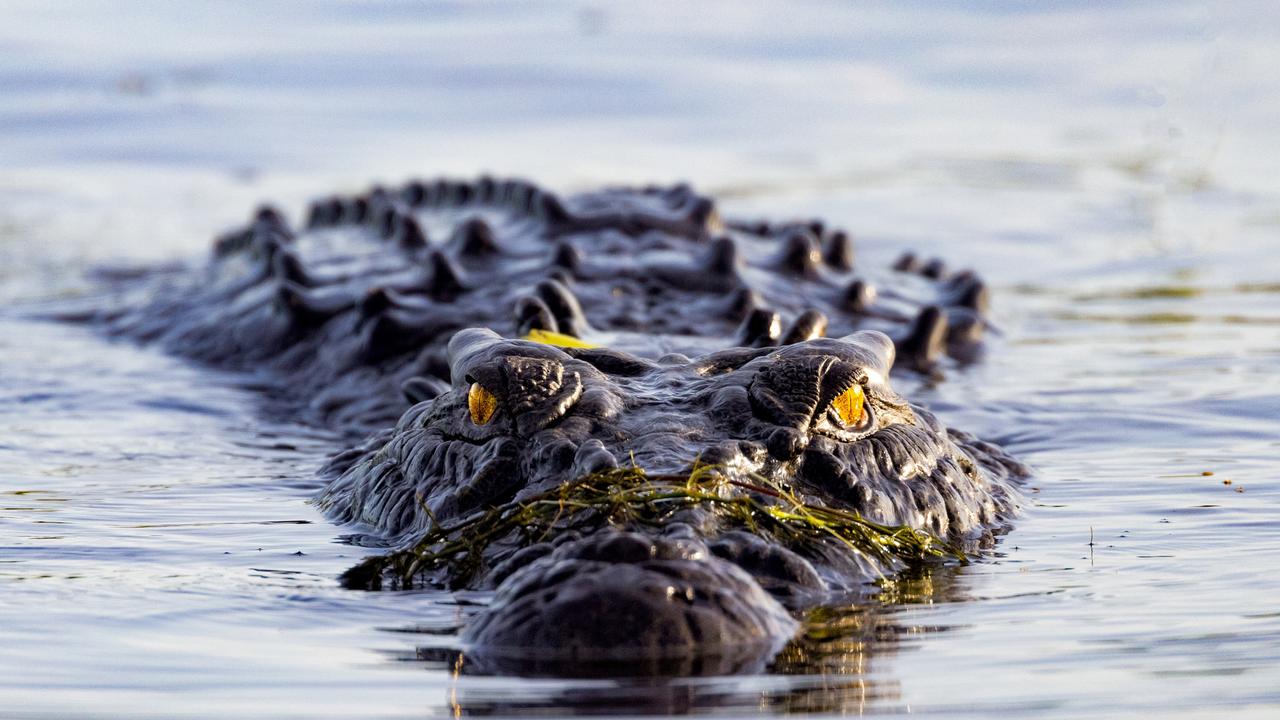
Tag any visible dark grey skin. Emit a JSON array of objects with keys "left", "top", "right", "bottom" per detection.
[
  {"left": 82, "top": 177, "right": 1024, "bottom": 670},
  {"left": 102, "top": 178, "right": 992, "bottom": 437},
  {"left": 319, "top": 327, "right": 1023, "bottom": 663}
]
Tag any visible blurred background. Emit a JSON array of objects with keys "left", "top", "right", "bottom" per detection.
[
  {"left": 2, "top": 2, "right": 1278, "bottom": 718},
  {"left": 3, "top": 1, "right": 1278, "bottom": 269}
]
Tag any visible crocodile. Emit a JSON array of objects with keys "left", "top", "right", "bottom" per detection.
[{"left": 93, "top": 177, "right": 1025, "bottom": 671}]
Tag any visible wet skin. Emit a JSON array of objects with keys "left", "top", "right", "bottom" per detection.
[{"left": 96, "top": 177, "right": 1026, "bottom": 668}]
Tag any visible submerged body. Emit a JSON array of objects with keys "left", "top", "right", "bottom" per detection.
[{"left": 94, "top": 177, "right": 1025, "bottom": 668}]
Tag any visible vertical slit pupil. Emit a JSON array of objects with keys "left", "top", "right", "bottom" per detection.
[
  {"left": 832, "top": 384, "right": 866, "bottom": 427},
  {"left": 468, "top": 382, "right": 498, "bottom": 425}
]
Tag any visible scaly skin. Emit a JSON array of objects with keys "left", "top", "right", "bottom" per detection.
[
  {"left": 96, "top": 177, "right": 1025, "bottom": 669},
  {"left": 322, "top": 329, "right": 1024, "bottom": 664}
]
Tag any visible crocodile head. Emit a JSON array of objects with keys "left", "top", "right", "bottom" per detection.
[
  {"left": 87, "top": 175, "right": 1023, "bottom": 671},
  {"left": 320, "top": 327, "right": 1023, "bottom": 665}
]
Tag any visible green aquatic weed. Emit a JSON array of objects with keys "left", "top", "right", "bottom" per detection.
[{"left": 344, "top": 464, "right": 964, "bottom": 589}]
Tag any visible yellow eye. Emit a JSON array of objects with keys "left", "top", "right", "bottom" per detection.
[
  {"left": 468, "top": 382, "right": 498, "bottom": 425},
  {"left": 831, "top": 384, "right": 867, "bottom": 427}
]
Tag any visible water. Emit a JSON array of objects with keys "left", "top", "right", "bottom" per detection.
[{"left": 2, "top": 1, "right": 1279, "bottom": 717}]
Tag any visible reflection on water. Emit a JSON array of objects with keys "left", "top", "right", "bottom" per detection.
[
  {"left": 386, "top": 569, "right": 964, "bottom": 716},
  {"left": 3, "top": 0, "right": 1280, "bottom": 717}
]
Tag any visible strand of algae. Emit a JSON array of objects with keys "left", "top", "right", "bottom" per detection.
[{"left": 345, "top": 464, "right": 965, "bottom": 589}]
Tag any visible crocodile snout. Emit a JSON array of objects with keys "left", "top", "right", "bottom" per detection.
[{"left": 463, "top": 530, "right": 798, "bottom": 663}]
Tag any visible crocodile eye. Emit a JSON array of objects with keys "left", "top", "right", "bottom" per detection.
[
  {"left": 468, "top": 382, "right": 499, "bottom": 425},
  {"left": 831, "top": 384, "right": 868, "bottom": 428}
]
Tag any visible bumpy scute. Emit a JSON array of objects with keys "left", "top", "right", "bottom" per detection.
[{"left": 92, "top": 177, "right": 1027, "bottom": 670}]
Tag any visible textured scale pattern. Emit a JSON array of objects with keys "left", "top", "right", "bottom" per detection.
[{"left": 89, "top": 176, "right": 1027, "bottom": 671}]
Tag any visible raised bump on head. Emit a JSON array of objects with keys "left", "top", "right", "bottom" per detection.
[
  {"left": 843, "top": 279, "right": 877, "bottom": 313},
  {"left": 423, "top": 250, "right": 468, "bottom": 301},
  {"left": 398, "top": 216, "right": 429, "bottom": 250},
  {"left": 920, "top": 257, "right": 947, "bottom": 280},
  {"left": 782, "top": 309, "right": 828, "bottom": 344},
  {"left": 344, "top": 196, "right": 370, "bottom": 224},
  {"left": 401, "top": 180, "right": 427, "bottom": 206},
  {"left": 550, "top": 241, "right": 581, "bottom": 274},
  {"left": 954, "top": 277, "right": 990, "bottom": 314},
  {"left": 946, "top": 308, "right": 985, "bottom": 345},
  {"left": 773, "top": 228, "right": 823, "bottom": 278},
  {"left": 535, "top": 279, "right": 588, "bottom": 338},
  {"left": 270, "top": 247, "right": 313, "bottom": 288},
  {"left": 737, "top": 308, "right": 782, "bottom": 347},
  {"left": 450, "top": 218, "right": 498, "bottom": 257},
  {"left": 704, "top": 236, "right": 741, "bottom": 275},
  {"left": 474, "top": 176, "right": 497, "bottom": 203},
  {"left": 722, "top": 287, "right": 760, "bottom": 321},
  {"left": 823, "top": 230, "right": 855, "bottom": 271},
  {"left": 687, "top": 196, "right": 721, "bottom": 234},
  {"left": 535, "top": 192, "right": 571, "bottom": 225},
  {"left": 895, "top": 305, "right": 949, "bottom": 368},
  {"left": 276, "top": 281, "right": 355, "bottom": 328},
  {"left": 373, "top": 205, "right": 397, "bottom": 240},
  {"left": 515, "top": 295, "right": 558, "bottom": 335}
]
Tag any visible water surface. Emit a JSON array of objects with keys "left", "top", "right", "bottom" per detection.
[{"left": 2, "top": 2, "right": 1278, "bottom": 717}]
